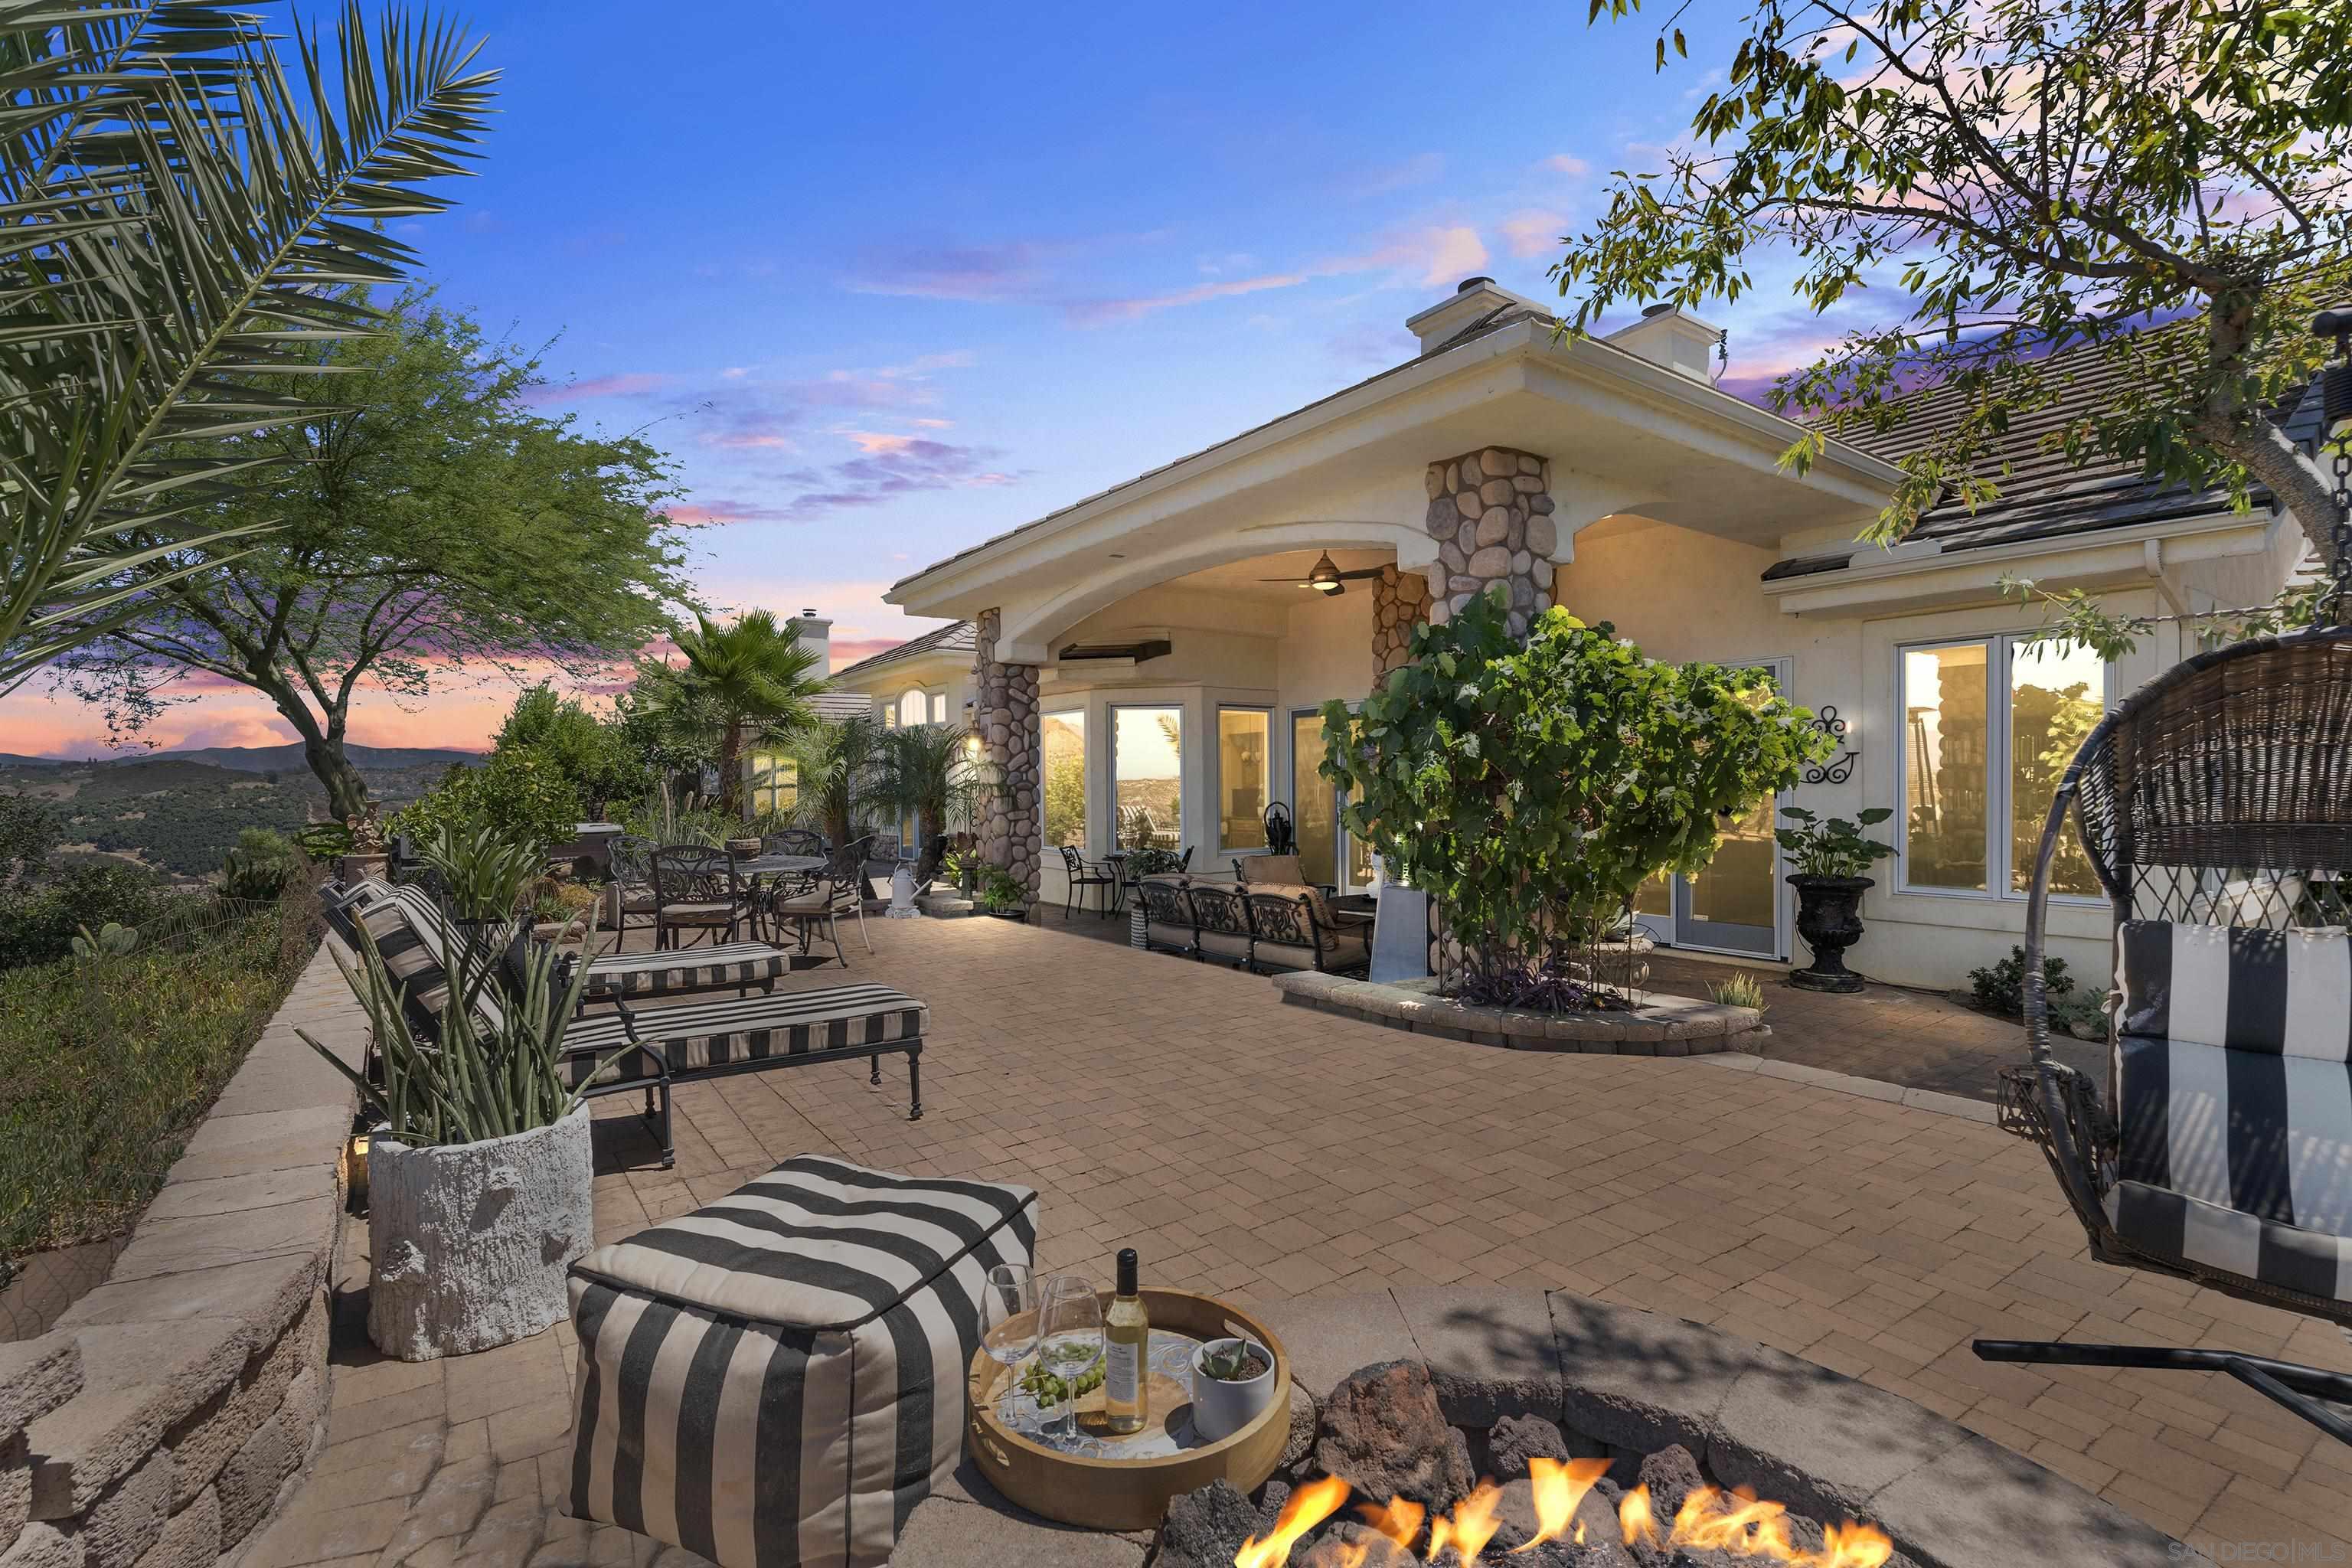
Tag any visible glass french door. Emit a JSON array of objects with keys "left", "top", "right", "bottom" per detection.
[
  {"left": 1291, "top": 709, "right": 1377, "bottom": 892},
  {"left": 1632, "top": 658, "right": 1791, "bottom": 959}
]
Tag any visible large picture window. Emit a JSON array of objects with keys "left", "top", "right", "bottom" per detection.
[
  {"left": 1042, "top": 710, "right": 1086, "bottom": 849},
  {"left": 1112, "top": 706, "right": 1183, "bottom": 851},
  {"left": 1900, "top": 635, "right": 2105, "bottom": 898},
  {"left": 1217, "top": 708, "right": 1270, "bottom": 851}
]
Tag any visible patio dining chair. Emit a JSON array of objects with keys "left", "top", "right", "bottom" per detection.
[
  {"left": 609, "top": 835, "right": 658, "bottom": 942},
  {"left": 1981, "top": 626, "right": 2352, "bottom": 1446},
  {"left": 769, "top": 835, "right": 877, "bottom": 964},
  {"left": 648, "top": 844, "right": 750, "bottom": 950},
  {"left": 1059, "top": 844, "right": 1116, "bottom": 920},
  {"left": 765, "top": 827, "right": 825, "bottom": 858}
]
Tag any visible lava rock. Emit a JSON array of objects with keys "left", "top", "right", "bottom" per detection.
[
  {"left": 1282, "top": 1383, "right": 1318, "bottom": 1470},
  {"left": 1638, "top": 1446, "right": 1707, "bottom": 1531},
  {"left": 1293, "top": 1521, "right": 1415, "bottom": 1568},
  {"left": 1488, "top": 1413, "right": 1573, "bottom": 1478},
  {"left": 1156, "top": 1478, "right": 1260, "bottom": 1568},
  {"left": 1256, "top": 1480, "right": 1290, "bottom": 1533},
  {"left": 1313, "top": 1361, "right": 1475, "bottom": 1513}
]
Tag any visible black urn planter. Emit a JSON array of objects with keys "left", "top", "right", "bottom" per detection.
[{"left": 1786, "top": 874, "right": 1873, "bottom": 993}]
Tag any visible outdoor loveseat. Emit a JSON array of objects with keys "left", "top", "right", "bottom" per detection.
[
  {"left": 1134, "top": 874, "right": 1370, "bottom": 975},
  {"left": 322, "top": 880, "right": 925, "bottom": 1167}
]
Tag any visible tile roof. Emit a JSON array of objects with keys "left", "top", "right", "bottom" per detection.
[
  {"left": 1765, "top": 332, "right": 2321, "bottom": 580},
  {"left": 830, "top": 620, "right": 975, "bottom": 683}
]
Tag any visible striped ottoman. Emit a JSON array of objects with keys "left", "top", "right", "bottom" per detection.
[{"left": 564, "top": 1157, "right": 1039, "bottom": 1568}]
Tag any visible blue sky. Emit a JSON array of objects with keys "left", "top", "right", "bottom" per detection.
[{"left": 11, "top": 0, "right": 1858, "bottom": 754}]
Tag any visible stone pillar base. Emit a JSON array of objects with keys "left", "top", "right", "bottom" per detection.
[{"left": 1420, "top": 446, "right": 1557, "bottom": 636}]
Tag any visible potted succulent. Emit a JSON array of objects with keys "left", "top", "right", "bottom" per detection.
[
  {"left": 1774, "top": 806, "right": 1896, "bottom": 993},
  {"left": 302, "top": 824, "right": 625, "bottom": 1360},
  {"left": 1190, "top": 1334, "right": 1277, "bottom": 1442}
]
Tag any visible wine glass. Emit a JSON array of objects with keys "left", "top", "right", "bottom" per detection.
[
  {"left": 1036, "top": 1275, "right": 1105, "bottom": 1443},
  {"left": 980, "top": 1265, "right": 1039, "bottom": 1423}
]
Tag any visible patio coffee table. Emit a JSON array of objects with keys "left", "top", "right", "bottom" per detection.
[{"left": 963, "top": 1289, "right": 1291, "bottom": 1531}]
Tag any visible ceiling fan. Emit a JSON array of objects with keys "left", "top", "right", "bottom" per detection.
[{"left": 1259, "top": 550, "right": 1386, "bottom": 596}]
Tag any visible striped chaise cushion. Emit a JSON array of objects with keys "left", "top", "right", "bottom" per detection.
[
  {"left": 581, "top": 942, "right": 787, "bottom": 1003},
  {"left": 560, "top": 984, "right": 926, "bottom": 1088},
  {"left": 2110, "top": 920, "right": 2352, "bottom": 1302},
  {"left": 566, "top": 1157, "right": 1038, "bottom": 1568}
]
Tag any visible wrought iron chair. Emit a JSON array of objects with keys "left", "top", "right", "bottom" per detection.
[
  {"left": 648, "top": 845, "right": 748, "bottom": 951},
  {"left": 770, "top": 835, "right": 877, "bottom": 962},
  {"left": 609, "top": 835, "right": 658, "bottom": 942},
  {"left": 1184, "top": 883, "right": 1255, "bottom": 969},
  {"left": 1263, "top": 801, "right": 1295, "bottom": 858},
  {"left": 1979, "top": 626, "right": 2352, "bottom": 1444},
  {"left": 1243, "top": 889, "right": 1370, "bottom": 976},
  {"left": 1134, "top": 877, "right": 1197, "bottom": 958},
  {"left": 765, "top": 828, "right": 825, "bottom": 858},
  {"left": 1058, "top": 844, "right": 1116, "bottom": 920}
]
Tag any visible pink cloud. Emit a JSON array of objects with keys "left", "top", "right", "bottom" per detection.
[
  {"left": 524, "top": 371, "right": 668, "bottom": 407},
  {"left": 1063, "top": 273, "right": 1308, "bottom": 325},
  {"left": 1499, "top": 211, "right": 1569, "bottom": 260}
]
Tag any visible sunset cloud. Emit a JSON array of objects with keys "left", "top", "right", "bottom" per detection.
[
  {"left": 523, "top": 371, "right": 668, "bottom": 407},
  {"left": 1499, "top": 210, "right": 1570, "bottom": 260}
]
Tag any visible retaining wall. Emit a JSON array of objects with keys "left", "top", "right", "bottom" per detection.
[{"left": 0, "top": 944, "right": 364, "bottom": 1568}]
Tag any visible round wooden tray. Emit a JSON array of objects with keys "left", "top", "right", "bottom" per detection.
[{"left": 963, "top": 1288, "right": 1291, "bottom": 1532}]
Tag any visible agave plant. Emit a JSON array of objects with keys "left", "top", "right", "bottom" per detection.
[
  {"left": 0, "top": 2, "right": 498, "bottom": 691},
  {"left": 413, "top": 820, "right": 545, "bottom": 923},
  {"left": 302, "top": 903, "right": 619, "bottom": 1147}
]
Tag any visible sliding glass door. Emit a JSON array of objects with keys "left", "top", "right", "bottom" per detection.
[
  {"left": 1631, "top": 658, "right": 1791, "bottom": 959},
  {"left": 1290, "top": 707, "right": 1376, "bottom": 892}
]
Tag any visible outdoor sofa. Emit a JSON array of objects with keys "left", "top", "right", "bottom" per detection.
[
  {"left": 1133, "top": 874, "right": 1370, "bottom": 975},
  {"left": 322, "top": 880, "right": 925, "bottom": 1167}
]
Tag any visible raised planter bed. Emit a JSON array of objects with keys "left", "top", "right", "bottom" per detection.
[{"left": 1270, "top": 970, "right": 1765, "bottom": 1055}]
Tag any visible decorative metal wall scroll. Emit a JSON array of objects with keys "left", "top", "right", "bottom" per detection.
[{"left": 1802, "top": 705, "right": 1859, "bottom": 786}]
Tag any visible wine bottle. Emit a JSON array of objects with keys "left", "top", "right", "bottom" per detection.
[{"left": 1103, "top": 1248, "right": 1148, "bottom": 1435}]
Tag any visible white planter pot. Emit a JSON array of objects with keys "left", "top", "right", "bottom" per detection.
[
  {"left": 1189, "top": 1337, "right": 1277, "bottom": 1443},
  {"left": 366, "top": 1104, "right": 593, "bottom": 1361}
]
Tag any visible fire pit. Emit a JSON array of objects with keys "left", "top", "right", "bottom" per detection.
[{"left": 1132, "top": 1289, "right": 2207, "bottom": 1568}]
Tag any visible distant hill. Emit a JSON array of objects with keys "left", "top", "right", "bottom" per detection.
[{"left": 144, "top": 742, "right": 480, "bottom": 772}]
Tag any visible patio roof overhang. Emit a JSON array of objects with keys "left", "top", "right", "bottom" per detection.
[{"left": 886, "top": 318, "right": 1903, "bottom": 662}]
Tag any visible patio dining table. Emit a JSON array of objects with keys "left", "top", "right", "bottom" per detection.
[{"left": 730, "top": 853, "right": 825, "bottom": 879}]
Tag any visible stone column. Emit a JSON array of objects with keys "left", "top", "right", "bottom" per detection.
[
  {"left": 971, "top": 609, "right": 1041, "bottom": 898},
  {"left": 1421, "top": 446, "right": 1557, "bottom": 636},
  {"left": 1370, "top": 564, "right": 1433, "bottom": 684}
]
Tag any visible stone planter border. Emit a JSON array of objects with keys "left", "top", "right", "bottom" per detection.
[
  {"left": 1269, "top": 971, "right": 1765, "bottom": 1056},
  {"left": 1, "top": 943, "right": 365, "bottom": 1568}
]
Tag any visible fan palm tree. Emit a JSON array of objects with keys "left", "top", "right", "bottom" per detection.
[
  {"left": 870, "top": 722, "right": 994, "bottom": 885},
  {"left": 0, "top": 2, "right": 498, "bottom": 691},
  {"left": 665, "top": 609, "right": 825, "bottom": 815}
]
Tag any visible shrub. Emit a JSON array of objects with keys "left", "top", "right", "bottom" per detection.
[
  {"left": 1709, "top": 972, "right": 1770, "bottom": 1013},
  {"left": 392, "top": 749, "right": 582, "bottom": 854},
  {"left": 0, "top": 863, "right": 173, "bottom": 972},
  {"left": 218, "top": 828, "right": 309, "bottom": 902},
  {"left": 495, "top": 683, "right": 647, "bottom": 818},
  {"left": 0, "top": 891, "right": 318, "bottom": 1272},
  {"left": 1321, "top": 589, "right": 1829, "bottom": 1004},
  {"left": 1968, "top": 944, "right": 2075, "bottom": 1017}
]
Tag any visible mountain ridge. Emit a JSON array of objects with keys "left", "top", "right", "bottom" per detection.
[{"left": 0, "top": 741, "right": 482, "bottom": 772}]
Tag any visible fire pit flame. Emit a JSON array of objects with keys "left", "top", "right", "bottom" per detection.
[{"left": 1228, "top": 1464, "right": 1896, "bottom": 1566}]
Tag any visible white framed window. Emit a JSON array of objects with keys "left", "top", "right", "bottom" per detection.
[
  {"left": 897, "top": 688, "right": 928, "bottom": 728},
  {"left": 1041, "top": 709, "right": 1086, "bottom": 850},
  {"left": 1898, "top": 634, "right": 2108, "bottom": 900},
  {"left": 930, "top": 691, "right": 948, "bottom": 725},
  {"left": 1111, "top": 705, "right": 1182, "bottom": 851},
  {"left": 1216, "top": 707, "right": 1272, "bottom": 853}
]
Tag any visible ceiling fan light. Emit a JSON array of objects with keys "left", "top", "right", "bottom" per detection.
[{"left": 1306, "top": 551, "right": 1344, "bottom": 593}]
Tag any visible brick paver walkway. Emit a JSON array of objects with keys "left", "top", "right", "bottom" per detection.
[{"left": 248, "top": 914, "right": 2351, "bottom": 1568}]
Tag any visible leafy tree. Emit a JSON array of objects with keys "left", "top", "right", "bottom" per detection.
[
  {"left": 786, "top": 716, "right": 883, "bottom": 850},
  {"left": 1560, "top": 0, "right": 2352, "bottom": 577},
  {"left": 49, "top": 294, "right": 688, "bottom": 820},
  {"left": 390, "top": 751, "right": 581, "bottom": 855},
  {"left": 658, "top": 609, "right": 825, "bottom": 815},
  {"left": 0, "top": 795, "right": 58, "bottom": 887},
  {"left": 495, "top": 684, "right": 646, "bottom": 818},
  {"left": 0, "top": 3, "right": 495, "bottom": 690},
  {"left": 1321, "top": 588, "right": 1827, "bottom": 1003}
]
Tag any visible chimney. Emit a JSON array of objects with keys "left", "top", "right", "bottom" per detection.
[
  {"left": 1605, "top": 302, "right": 1723, "bottom": 384},
  {"left": 1405, "top": 276, "right": 1547, "bottom": 356},
  {"left": 790, "top": 606, "right": 832, "bottom": 678}
]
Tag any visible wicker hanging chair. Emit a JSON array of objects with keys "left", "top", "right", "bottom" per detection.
[{"left": 1975, "top": 626, "right": 2352, "bottom": 1443}]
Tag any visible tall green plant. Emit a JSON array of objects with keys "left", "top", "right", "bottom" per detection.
[
  {"left": 661, "top": 610, "right": 825, "bottom": 815},
  {"left": 0, "top": 3, "right": 497, "bottom": 691},
  {"left": 871, "top": 724, "right": 991, "bottom": 882},
  {"left": 411, "top": 821, "right": 544, "bottom": 923},
  {"left": 787, "top": 715, "right": 883, "bottom": 848},
  {"left": 1321, "top": 589, "right": 1828, "bottom": 995}
]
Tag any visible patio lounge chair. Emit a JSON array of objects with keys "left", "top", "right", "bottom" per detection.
[
  {"left": 334, "top": 879, "right": 792, "bottom": 1007},
  {"left": 1134, "top": 876, "right": 1197, "bottom": 957},
  {"left": 1185, "top": 882, "right": 1255, "bottom": 968},
  {"left": 1981, "top": 628, "right": 2352, "bottom": 1444},
  {"left": 324, "top": 886, "right": 923, "bottom": 1167},
  {"left": 1233, "top": 852, "right": 1338, "bottom": 896},
  {"left": 1243, "top": 886, "right": 1370, "bottom": 975}
]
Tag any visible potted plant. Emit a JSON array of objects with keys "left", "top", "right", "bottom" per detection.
[
  {"left": 1774, "top": 806, "right": 1895, "bottom": 993},
  {"left": 1189, "top": 1334, "right": 1276, "bottom": 1442},
  {"left": 302, "top": 825, "right": 625, "bottom": 1360},
  {"left": 976, "top": 863, "right": 1030, "bottom": 921}
]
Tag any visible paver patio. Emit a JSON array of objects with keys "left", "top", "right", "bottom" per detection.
[{"left": 247, "top": 913, "right": 2352, "bottom": 1568}]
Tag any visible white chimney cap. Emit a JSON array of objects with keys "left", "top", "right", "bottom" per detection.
[
  {"left": 1604, "top": 304, "right": 1724, "bottom": 384},
  {"left": 1404, "top": 276, "right": 1549, "bottom": 356}
]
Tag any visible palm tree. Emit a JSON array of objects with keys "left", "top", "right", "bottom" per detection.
[
  {"left": 871, "top": 723, "right": 995, "bottom": 884},
  {"left": 784, "top": 715, "right": 881, "bottom": 851},
  {"left": 665, "top": 609, "right": 826, "bottom": 815},
  {"left": 0, "top": 3, "right": 497, "bottom": 691}
]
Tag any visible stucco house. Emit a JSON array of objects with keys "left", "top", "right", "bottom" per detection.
[{"left": 867, "top": 277, "right": 2314, "bottom": 989}]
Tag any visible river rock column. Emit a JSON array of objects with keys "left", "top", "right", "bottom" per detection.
[
  {"left": 1422, "top": 446, "right": 1556, "bottom": 636},
  {"left": 1371, "top": 563, "right": 1432, "bottom": 684},
  {"left": 971, "top": 609, "right": 1041, "bottom": 900}
]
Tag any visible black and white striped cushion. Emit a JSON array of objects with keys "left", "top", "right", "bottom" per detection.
[
  {"left": 567, "top": 1157, "right": 1038, "bottom": 1568},
  {"left": 582, "top": 943, "right": 788, "bottom": 1002},
  {"left": 560, "top": 984, "right": 926, "bottom": 1087},
  {"left": 2112, "top": 920, "right": 2352, "bottom": 1302}
]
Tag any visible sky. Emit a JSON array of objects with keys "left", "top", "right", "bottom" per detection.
[{"left": 3, "top": 0, "right": 1863, "bottom": 759}]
